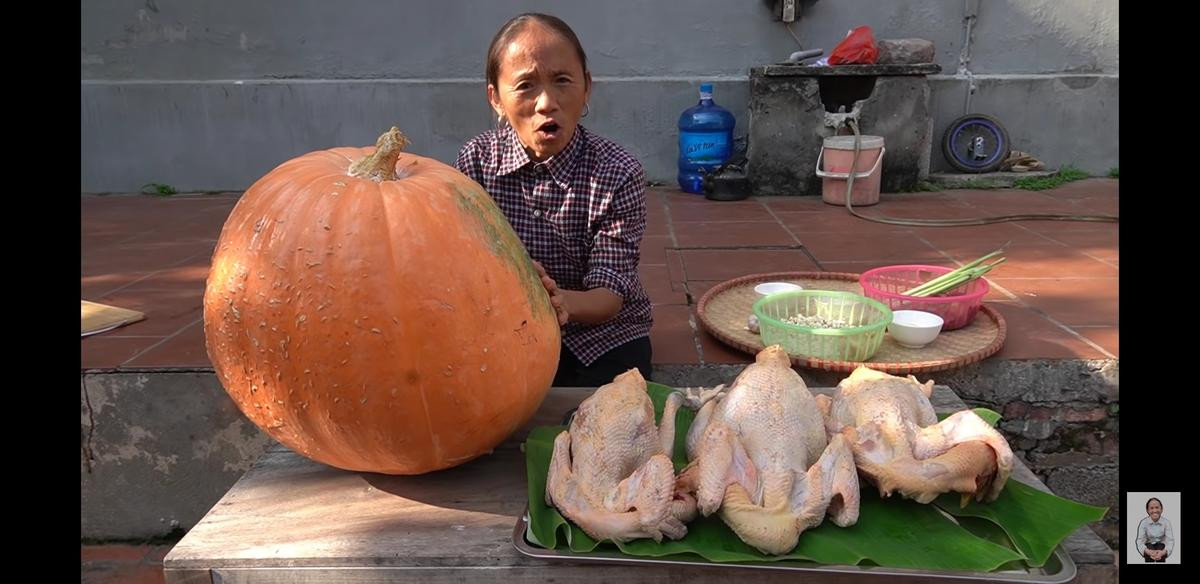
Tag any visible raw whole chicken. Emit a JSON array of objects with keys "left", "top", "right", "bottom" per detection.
[
  {"left": 817, "top": 366, "right": 1014, "bottom": 505},
  {"left": 545, "top": 369, "right": 696, "bottom": 542},
  {"left": 676, "top": 345, "right": 860, "bottom": 555}
]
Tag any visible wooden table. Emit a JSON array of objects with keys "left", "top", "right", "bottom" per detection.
[{"left": 164, "top": 386, "right": 1116, "bottom": 583}]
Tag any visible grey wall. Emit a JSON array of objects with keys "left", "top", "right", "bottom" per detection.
[
  {"left": 81, "top": 0, "right": 1118, "bottom": 192},
  {"left": 82, "top": 372, "right": 273, "bottom": 539}
]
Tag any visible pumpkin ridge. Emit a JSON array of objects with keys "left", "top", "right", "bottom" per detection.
[
  {"left": 375, "top": 176, "right": 441, "bottom": 468},
  {"left": 452, "top": 184, "right": 551, "bottom": 320},
  {"left": 272, "top": 170, "right": 339, "bottom": 454}
]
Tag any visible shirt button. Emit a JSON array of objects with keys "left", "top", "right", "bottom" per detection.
[{"left": 533, "top": 210, "right": 543, "bottom": 218}]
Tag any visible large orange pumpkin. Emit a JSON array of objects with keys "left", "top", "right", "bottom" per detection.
[{"left": 203, "top": 128, "right": 561, "bottom": 474}]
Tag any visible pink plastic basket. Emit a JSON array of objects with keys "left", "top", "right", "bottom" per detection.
[{"left": 859, "top": 265, "right": 988, "bottom": 331}]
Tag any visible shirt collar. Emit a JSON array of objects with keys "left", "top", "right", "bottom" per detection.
[
  {"left": 496, "top": 124, "right": 585, "bottom": 188},
  {"left": 496, "top": 124, "right": 531, "bottom": 176}
]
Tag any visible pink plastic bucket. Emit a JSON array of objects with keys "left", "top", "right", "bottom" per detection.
[{"left": 817, "top": 135, "right": 885, "bottom": 206}]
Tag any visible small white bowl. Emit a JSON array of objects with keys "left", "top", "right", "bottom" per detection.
[
  {"left": 754, "top": 282, "right": 804, "bottom": 297},
  {"left": 888, "top": 310, "right": 944, "bottom": 348}
]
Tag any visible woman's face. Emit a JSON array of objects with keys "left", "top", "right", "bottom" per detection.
[
  {"left": 489, "top": 24, "right": 590, "bottom": 162},
  {"left": 1148, "top": 500, "right": 1163, "bottom": 521}
]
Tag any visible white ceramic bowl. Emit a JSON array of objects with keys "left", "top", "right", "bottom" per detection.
[
  {"left": 754, "top": 282, "right": 804, "bottom": 297},
  {"left": 888, "top": 310, "right": 944, "bottom": 348}
]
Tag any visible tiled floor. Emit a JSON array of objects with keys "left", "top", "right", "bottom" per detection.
[
  {"left": 81, "top": 179, "right": 1118, "bottom": 371},
  {"left": 81, "top": 544, "right": 171, "bottom": 584}
]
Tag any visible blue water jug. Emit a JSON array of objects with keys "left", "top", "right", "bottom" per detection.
[{"left": 677, "top": 83, "right": 736, "bottom": 194}]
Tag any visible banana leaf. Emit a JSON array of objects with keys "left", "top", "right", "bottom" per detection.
[
  {"left": 524, "top": 382, "right": 1106, "bottom": 572},
  {"left": 934, "top": 481, "right": 1106, "bottom": 567},
  {"left": 944, "top": 407, "right": 1003, "bottom": 426}
]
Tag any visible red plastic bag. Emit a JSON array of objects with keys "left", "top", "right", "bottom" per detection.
[{"left": 828, "top": 26, "right": 878, "bottom": 65}]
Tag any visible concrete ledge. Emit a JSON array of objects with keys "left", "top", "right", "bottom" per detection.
[
  {"left": 83, "top": 359, "right": 1118, "bottom": 544},
  {"left": 653, "top": 358, "right": 1117, "bottom": 398},
  {"left": 81, "top": 371, "right": 273, "bottom": 540},
  {"left": 927, "top": 170, "right": 1057, "bottom": 188}
]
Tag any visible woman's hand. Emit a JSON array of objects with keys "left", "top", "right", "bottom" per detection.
[{"left": 533, "top": 261, "right": 569, "bottom": 326}]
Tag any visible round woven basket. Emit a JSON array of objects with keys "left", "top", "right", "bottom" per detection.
[{"left": 696, "top": 271, "right": 1007, "bottom": 374}]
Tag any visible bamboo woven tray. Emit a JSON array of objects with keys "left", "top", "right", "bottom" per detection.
[{"left": 696, "top": 272, "right": 1006, "bottom": 374}]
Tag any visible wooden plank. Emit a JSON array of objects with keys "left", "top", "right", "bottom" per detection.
[
  {"left": 161, "top": 569, "right": 211, "bottom": 584},
  {"left": 166, "top": 445, "right": 529, "bottom": 569},
  {"left": 165, "top": 385, "right": 1113, "bottom": 582},
  {"left": 205, "top": 565, "right": 1013, "bottom": 584}
]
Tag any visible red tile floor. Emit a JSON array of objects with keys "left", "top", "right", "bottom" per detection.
[{"left": 82, "top": 179, "right": 1118, "bottom": 372}]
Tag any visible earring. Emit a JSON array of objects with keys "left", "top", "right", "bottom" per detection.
[
  {"left": 496, "top": 113, "right": 507, "bottom": 128},
  {"left": 582, "top": 103, "right": 590, "bottom": 118}
]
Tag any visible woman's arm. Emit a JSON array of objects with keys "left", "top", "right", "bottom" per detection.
[
  {"left": 571, "top": 167, "right": 647, "bottom": 325},
  {"left": 562, "top": 288, "right": 623, "bottom": 324},
  {"left": 1165, "top": 518, "right": 1175, "bottom": 557},
  {"left": 1136, "top": 518, "right": 1148, "bottom": 555}
]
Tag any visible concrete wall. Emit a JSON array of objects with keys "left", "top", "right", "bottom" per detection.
[
  {"left": 81, "top": 372, "right": 272, "bottom": 540},
  {"left": 81, "top": 0, "right": 1118, "bottom": 192}
]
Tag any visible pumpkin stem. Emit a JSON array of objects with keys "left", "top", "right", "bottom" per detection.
[{"left": 348, "top": 127, "right": 411, "bottom": 182}]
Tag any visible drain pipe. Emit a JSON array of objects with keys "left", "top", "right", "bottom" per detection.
[{"left": 958, "top": 0, "right": 980, "bottom": 115}]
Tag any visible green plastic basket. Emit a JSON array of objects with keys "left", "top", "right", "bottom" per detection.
[{"left": 753, "top": 290, "right": 893, "bottom": 362}]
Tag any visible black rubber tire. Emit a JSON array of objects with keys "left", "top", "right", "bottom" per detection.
[{"left": 941, "top": 113, "right": 1011, "bottom": 174}]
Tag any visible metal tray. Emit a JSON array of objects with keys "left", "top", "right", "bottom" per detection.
[{"left": 511, "top": 507, "right": 1077, "bottom": 583}]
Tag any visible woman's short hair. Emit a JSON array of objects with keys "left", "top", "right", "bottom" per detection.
[{"left": 485, "top": 13, "right": 589, "bottom": 89}]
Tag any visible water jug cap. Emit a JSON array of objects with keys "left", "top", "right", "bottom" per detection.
[{"left": 700, "top": 83, "right": 713, "bottom": 97}]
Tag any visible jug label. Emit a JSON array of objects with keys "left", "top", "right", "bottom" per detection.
[{"left": 680, "top": 133, "right": 731, "bottom": 161}]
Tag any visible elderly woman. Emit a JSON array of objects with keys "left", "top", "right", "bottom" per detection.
[{"left": 456, "top": 13, "right": 653, "bottom": 387}]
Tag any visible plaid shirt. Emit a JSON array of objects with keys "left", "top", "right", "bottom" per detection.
[{"left": 456, "top": 124, "right": 652, "bottom": 366}]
